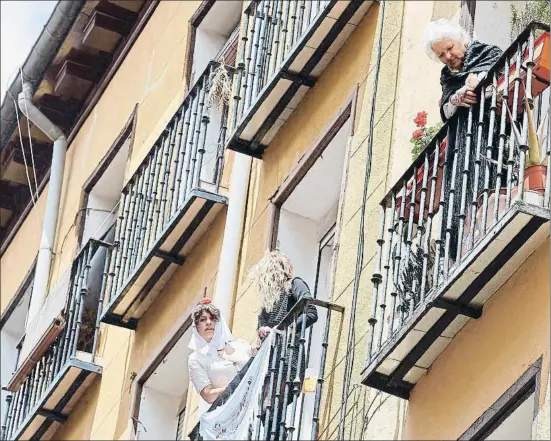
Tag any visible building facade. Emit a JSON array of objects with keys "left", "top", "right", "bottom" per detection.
[{"left": 0, "top": 1, "right": 549, "bottom": 440}]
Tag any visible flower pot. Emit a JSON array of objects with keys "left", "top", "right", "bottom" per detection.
[
  {"left": 523, "top": 165, "right": 547, "bottom": 194},
  {"left": 497, "top": 32, "right": 550, "bottom": 115},
  {"left": 395, "top": 139, "right": 447, "bottom": 226}
]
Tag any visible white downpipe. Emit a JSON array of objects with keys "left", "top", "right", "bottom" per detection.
[
  {"left": 214, "top": 153, "right": 252, "bottom": 321},
  {"left": 18, "top": 82, "right": 67, "bottom": 327}
]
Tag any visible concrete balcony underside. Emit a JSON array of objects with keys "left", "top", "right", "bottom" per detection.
[
  {"left": 361, "top": 201, "right": 550, "bottom": 399},
  {"left": 101, "top": 189, "right": 226, "bottom": 329},
  {"left": 11, "top": 358, "right": 101, "bottom": 441}
]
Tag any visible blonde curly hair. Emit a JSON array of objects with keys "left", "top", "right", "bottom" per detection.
[{"left": 248, "top": 250, "right": 294, "bottom": 313}]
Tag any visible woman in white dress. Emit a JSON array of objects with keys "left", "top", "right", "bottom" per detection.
[{"left": 187, "top": 299, "right": 250, "bottom": 418}]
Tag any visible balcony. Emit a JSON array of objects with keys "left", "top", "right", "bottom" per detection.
[
  {"left": 2, "top": 239, "right": 111, "bottom": 440},
  {"left": 225, "top": 0, "right": 375, "bottom": 158},
  {"left": 189, "top": 298, "right": 344, "bottom": 440},
  {"left": 100, "top": 62, "right": 233, "bottom": 329},
  {"left": 361, "top": 23, "right": 550, "bottom": 399}
]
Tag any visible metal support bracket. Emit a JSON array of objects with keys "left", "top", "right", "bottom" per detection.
[
  {"left": 37, "top": 408, "right": 68, "bottom": 423},
  {"left": 431, "top": 297, "right": 483, "bottom": 319},
  {"left": 280, "top": 70, "right": 316, "bottom": 88},
  {"left": 152, "top": 249, "right": 185, "bottom": 266}
]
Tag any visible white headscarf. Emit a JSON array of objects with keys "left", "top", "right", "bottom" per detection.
[{"left": 188, "top": 306, "right": 233, "bottom": 358}]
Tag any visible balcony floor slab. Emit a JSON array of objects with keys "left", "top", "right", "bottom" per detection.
[
  {"left": 362, "top": 201, "right": 550, "bottom": 398},
  {"left": 11, "top": 357, "right": 101, "bottom": 441},
  {"left": 101, "top": 188, "right": 226, "bottom": 328}
]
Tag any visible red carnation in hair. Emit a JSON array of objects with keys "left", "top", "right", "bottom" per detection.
[
  {"left": 199, "top": 298, "right": 212, "bottom": 305},
  {"left": 414, "top": 111, "right": 428, "bottom": 128}
]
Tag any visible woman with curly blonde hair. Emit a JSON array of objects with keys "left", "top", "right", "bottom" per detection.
[{"left": 249, "top": 250, "right": 318, "bottom": 439}]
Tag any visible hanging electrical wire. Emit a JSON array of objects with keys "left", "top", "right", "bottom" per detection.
[{"left": 337, "top": 1, "right": 387, "bottom": 438}]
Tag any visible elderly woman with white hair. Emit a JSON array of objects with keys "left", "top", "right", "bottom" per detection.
[{"left": 423, "top": 19, "right": 503, "bottom": 259}]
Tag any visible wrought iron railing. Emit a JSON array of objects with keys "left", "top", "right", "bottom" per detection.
[
  {"left": 230, "top": 0, "right": 331, "bottom": 130},
  {"left": 2, "top": 239, "right": 112, "bottom": 440},
  {"left": 365, "top": 22, "right": 550, "bottom": 365},
  {"left": 104, "top": 61, "right": 233, "bottom": 305},
  {"left": 191, "top": 298, "right": 343, "bottom": 441}
]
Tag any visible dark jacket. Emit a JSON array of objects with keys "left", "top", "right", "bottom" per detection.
[{"left": 258, "top": 277, "right": 318, "bottom": 382}]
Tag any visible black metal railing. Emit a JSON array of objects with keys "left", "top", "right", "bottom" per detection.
[
  {"left": 190, "top": 298, "right": 343, "bottom": 441},
  {"left": 365, "top": 23, "right": 550, "bottom": 365},
  {"left": 2, "top": 239, "right": 112, "bottom": 440},
  {"left": 230, "top": 0, "right": 331, "bottom": 130},
  {"left": 104, "top": 61, "right": 233, "bottom": 306},
  {"left": 254, "top": 298, "right": 344, "bottom": 441}
]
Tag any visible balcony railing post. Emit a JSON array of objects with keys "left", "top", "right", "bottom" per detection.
[
  {"left": 311, "top": 307, "right": 331, "bottom": 440},
  {"left": 135, "top": 156, "right": 154, "bottom": 264},
  {"left": 92, "top": 246, "right": 112, "bottom": 362},
  {"left": 215, "top": 98, "right": 229, "bottom": 193},
  {"left": 158, "top": 126, "right": 177, "bottom": 235},
  {"left": 170, "top": 109, "right": 187, "bottom": 216},
  {"left": 287, "top": 311, "right": 307, "bottom": 441},
  {"left": 235, "top": 10, "right": 251, "bottom": 124},
  {"left": 263, "top": 1, "right": 278, "bottom": 83},
  {"left": 144, "top": 145, "right": 162, "bottom": 254},
  {"left": 254, "top": 2, "right": 270, "bottom": 96},
  {"left": 517, "top": 30, "right": 535, "bottom": 200},
  {"left": 2, "top": 394, "right": 13, "bottom": 440},
  {"left": 279, "top": 1, "right": 292, "bottom": 66},
  {"left": 262, "top": 334, "right": 280, "bottom": 440},
  {"left": 456, "top": 106, "right": 475, "bottom": 261},
  {"left": 403, "top": 165, "right": 418, "bottom": 320},
  {"left": 377, "top": 196, "right": 396, "bottom": 349},
  {"left": 390, "top": 182, "right": 407, "bottom": 336},
  {"left": 190, "top": 79, "right": 208, "bottom": 191},
  {"left": 417, "top": 152, "right": 431, "bottom": 303},
  {"left": 279, "top": 319, "right": 297, "bottom": 440},
  {"left": 289, "top": 0, "right": 299, "bottom": 49},
  {"left": 71, "top": 244, "right": 94, "bottom": 357},
  {"left": 271, "top": 0, "right": 283, "bottom": 78},
  {"left": 443, "top": 123, "right": 461, "bottom": 277},
  {"left": 120, "top": 179, "right": 137, "bottom": 284},
  {"left": 484, "top": 68, "right": 505, "bottom": 231},
  {"left": 128, "top": 169, "right": 146, "bottom": 271},
  {"left": 433, "top": 136, "right": 450, "bottom": 288},
  {"left": 505, "top": 44, "right": 523, "bottom": 209},
  {"left": 196, "top": 74, "right": 212, "bottom": 188},
  {"left": 367, "top": 206, "right": 385, "bottom": 362},
  {"left": 112, "top": 188, "right": 129, "bottom": 294}
]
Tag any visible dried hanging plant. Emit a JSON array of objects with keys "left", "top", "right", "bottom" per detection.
[{"left": 208, "top": 64, "right": 232, "bottom": 111}]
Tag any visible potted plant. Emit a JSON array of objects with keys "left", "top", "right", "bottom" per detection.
[
  {"left": 396, "top": 112, "right": 445, "bottom": 226},
  {"left": 507, "top": 94, "right": 549, "bottom": 201}
]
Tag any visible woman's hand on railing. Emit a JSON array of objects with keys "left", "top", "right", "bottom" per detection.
[{"left": 258, "top": 326, "right": 271, "bottom": 338}]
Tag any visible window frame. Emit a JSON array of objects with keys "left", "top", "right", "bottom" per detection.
[
  {"left": 75, "top": 106, "right": 137, "bottom": 247},
  {"left": 458, "top": 357, "right": 543, "bottom": 441}
]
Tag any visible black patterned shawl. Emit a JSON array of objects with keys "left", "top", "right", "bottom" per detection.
[{"left": 439, "top": 40, "right": 503, "bottom": 122}]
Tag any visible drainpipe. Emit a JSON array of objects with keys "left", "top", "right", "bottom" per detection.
[
  {"left": 18, "top": 82, "right": 67, "bottom": 327},
  {"left": 214, "top": 153, "right": 253, "bottom": 322}
]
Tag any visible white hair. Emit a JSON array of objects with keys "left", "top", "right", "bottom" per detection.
[{"left": 422, "top": 19, "right": 471, "bottom": 60}]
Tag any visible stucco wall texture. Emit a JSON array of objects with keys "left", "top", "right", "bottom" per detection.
[
  {"left": 405, "top": 238, "right": 550, "bottom": 440},
  {"left": 2, "top": 1, "right": 549, "bottom": 440}
]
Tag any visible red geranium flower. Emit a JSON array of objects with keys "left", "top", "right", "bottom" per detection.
[
  {"left": 414, "top": 111, "right": 428, "bottom": 127},
  {"left": 412, "top": 129, "right": 424, "bottom": 139}
]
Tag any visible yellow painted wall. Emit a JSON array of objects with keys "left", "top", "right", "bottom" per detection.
[
  {"left": 0, "top": 1, "right": 202, "bottom": 314},
  {"left": 51, "top": 377, "right": 101, "bottom": 440},
  {"left": 231, "top": 1, "right": 380, "bottom": 343},
  {"left": 404, "top": 238, "right": 550, "bottom": 440}
]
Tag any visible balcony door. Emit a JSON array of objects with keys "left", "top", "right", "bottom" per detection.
[{"left": 272, "top": 114, "right": 352, "bottom": 439}]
